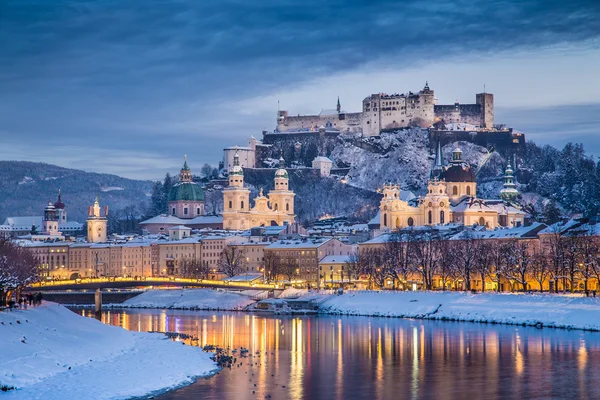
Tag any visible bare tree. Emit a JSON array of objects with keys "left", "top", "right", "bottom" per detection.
[
  {"left": 577, "top": 228, "right": 597, "bottom": 296},
  {"left": 263, "top": 252, "right": 281, "bottom": 282},
  {"left": 410, "top": 228, "right": 439, "bottom": 290},
  {"left": 502, "top": 239, "right": 534, "bottom": 292},
  {"left": 474, "top": 239, "right": 494, "bottom": 292},
  {"left": 344, "top": 251, "right": 363, "bottom": 283},
  {"left": 384, "top": 231, "right": 411, "bottom": 288},
  {"left": 179, "top": 258, "right": 209, "bottom": 279},
  {"left": 453, "top": 231, "right": 478, "bottom": 291},
  {"left": 562, "top": 235, "right": 582, "bottom": 293},
  {"left": 435, "top": 239, "right": 455, "bottom": 291},
  {"left": 0, "top": 240, "right": 38, "bottom": 304},
  {"left": 280, "top": 258, "right": 298, "bottom": 282},
  {"left": 219, "top": 245, "right": 247, "bottom": 277},
  {"left": 545, "top": 224, "right": 566, "bottom": 293},
  {"left": 530, "top": 252, "right": 551, "bottom": 292}
]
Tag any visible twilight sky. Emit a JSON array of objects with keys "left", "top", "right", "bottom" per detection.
[{"left": 1, "top": 0, "right": 599, "bottom": 180}]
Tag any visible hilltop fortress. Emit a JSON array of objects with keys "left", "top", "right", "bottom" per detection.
[{"left": 276, "top": 83, "right": 494, "bottom": 136}]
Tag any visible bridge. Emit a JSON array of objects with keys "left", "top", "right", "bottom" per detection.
[{"left": 29, "top": 277, "right": 280, "bottom": 291}]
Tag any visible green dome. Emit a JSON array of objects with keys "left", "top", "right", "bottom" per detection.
[{"left": 168, "top": 182, "right": 205, "bottom": 202}]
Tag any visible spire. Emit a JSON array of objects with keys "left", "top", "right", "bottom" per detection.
[
  {"left": 337, "top": 97, "right": 341, "bottom": 113},
  {"left": 233, "top": 151, "right": 240, "bottom": 167},
  {"left": 182, "top": 154, "right": 190, "bottom": 171},
  {"left": 94, "top": 193, "right": 99, "bottom": 206},
  {"left": 279, "top": 155, "right": 285, "bottom": 168},
  {"left": 430, "top": 139, "right": 444, "bottom": 180},
  {"left": 424, "top": 81, "right": 430, "bottom": 91},
  {"left": 435, "top": 139, "right": 443, "bottom": 168}
]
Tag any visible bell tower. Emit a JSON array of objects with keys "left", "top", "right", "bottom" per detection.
[
  {"left": 87, "top": 195, "right": 108, "bottom": 242},
  {"left": 42, "top": 201, "right": 60, "bottom": 236},
  {"left": 268, "top": 156, "right": 295, "bottom": 223},
  {"left": 222, "top": 151, "right": 251, "bottom": 230}
]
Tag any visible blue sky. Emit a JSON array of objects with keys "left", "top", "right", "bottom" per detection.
[{"left": 0, "top": 0, "right": 599, "bottom": 180}]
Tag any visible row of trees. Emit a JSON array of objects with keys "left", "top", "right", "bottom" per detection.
[
  {"left": 346, "top": 227, "right": 600, "bottom": 294},
  {"left": 0, "top": 239, "right": 38, "bottom": 305}
]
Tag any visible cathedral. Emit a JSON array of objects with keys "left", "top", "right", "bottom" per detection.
[
  {"left": 222, "top": 152, "right": 295, "bottom": 230},
  {"left": 168, "top": 156, "right": 205, "bottom": 219},
  {"left": 379, "top": 142, "right": 525, "bottom": 230}
]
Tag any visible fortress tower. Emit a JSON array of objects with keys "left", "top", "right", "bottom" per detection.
[{"left": 87, "top": 195, "right": 108, "bottom": 243}]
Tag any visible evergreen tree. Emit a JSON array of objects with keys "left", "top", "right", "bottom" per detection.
[
  {"left": 149, "top": 181, "right": 164, "bottom": 216},
  {"left": 542, "top": 200, "right": 562, "bottom": 224},
  {"left": 162, "top": 173, "right": 174, "bottom": 212},
  {"left": 201, "top": 163, "right": 213, "bottom": 178}
]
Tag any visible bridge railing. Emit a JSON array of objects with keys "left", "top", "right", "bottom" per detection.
[{"left": 30, "top": 276, "right": 279, "bottom": 290}]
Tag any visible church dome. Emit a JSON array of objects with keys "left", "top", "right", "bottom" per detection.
[
  {"left": 275, "top": 156, "right": 288, "bottom": 178},
  {"left": 440, "top": 164, "right": 476, "bottom": 182},
  {"left": 168, "top": 182, "right": 205, "bottom": 202}
]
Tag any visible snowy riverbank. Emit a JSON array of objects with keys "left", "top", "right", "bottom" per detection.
[
  {"left": 105, "top": 288, "right": 600, "bottom": 332},
  {"left": 0, "top": 303, "right": 217, "bottom": 399},
  {"left": 114, "top": 288, "right": 256, "bottom": 310},
  {"left": 318, "top": 291, "right": 600, "bottom": 331}
]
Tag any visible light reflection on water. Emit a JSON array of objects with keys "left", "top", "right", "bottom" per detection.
[{"left": 77, "top": 308, "right": 600, "bottom": 400}]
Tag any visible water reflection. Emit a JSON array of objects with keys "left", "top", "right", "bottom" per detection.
[{"left": 77, "top": 309, "right": 600, "bottom": 400}]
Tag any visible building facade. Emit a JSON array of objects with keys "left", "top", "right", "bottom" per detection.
[
  {"left": 222, "top": 153, "right": 295, "bottom": 230},
  {"left": 87, "top": 196, "right": 108, "bottom": 243}
]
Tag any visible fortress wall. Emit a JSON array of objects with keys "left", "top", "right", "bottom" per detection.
[
  {"left": 278, "top": 112, "right": 363, "bottom": 133},
  {"left": 434, "top": 104, "right": 483, "bottom": 126}
]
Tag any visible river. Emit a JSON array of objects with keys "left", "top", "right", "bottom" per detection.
[{"left": 76, "top": 308, "right": 600, "bottom": 400}]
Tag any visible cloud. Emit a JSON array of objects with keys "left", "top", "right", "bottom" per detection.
[{"left": 0, "top": 0, "right": 598, "bottom": 179}]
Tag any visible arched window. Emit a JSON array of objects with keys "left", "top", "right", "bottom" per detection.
[
  {"left": 228, "top": 200, "right": 232, "bottom": 209},
  {"left": 197, "top": 208, "right": 200, "bottom": 215},
  {"left": 428, "top": 210, "right": 432, "bottom": 224},
  {"left": 383, "top": 214, "right": 388, "bottom": 227},
  {"left": 453, "top": 186, "right": 458, "bottom": 195},
  {"left": 395, "top": 217, "right": 400, "bottom": 228},
  {"left": 172, "top": 208, "right": 176, "bottom": 215},
  {"left": 407, "top": 217, "right": 414, "bottom": 226},
  {"left": 286, "top": 203, "right": 289, "bottom": 211},
  {"left": 466, "top": 186, "right": 471, "bottom": 196},
  {"left": 241, "top": 201, "right": 244, "bottom": 209},
  {"left": 274, "top": 203, "right": 278, "bottom": 211},
  {"left": 479, "top": 217, "right": 485, "bottom": 226},
  {"left": 440, "top": 210, "right": 445, "bottom": 224}
]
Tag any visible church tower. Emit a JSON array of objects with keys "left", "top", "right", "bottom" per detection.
[
  {"left": 222, "top": 151, "right": 251, "bottom": 230},
  {"left": 54, "top": 189, "right": 67, "bottom": 224},
  {"left": 268, "top": 156, "right": 295, "bottom": 224},
  {"left": 42, "top": 201, "right": 60, "bottom": 236},
  {"left": 500, "top": 161, "right": 519, "bottom": 202},
  {"left": 87, "top": 195, "right": 108, "bottom": 243}
]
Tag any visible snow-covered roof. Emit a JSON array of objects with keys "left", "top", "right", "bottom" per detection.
[
  {"left": 140, "top": 215, "right": 223, "bottom": 225},
  {"left": 2, "top": 216, "right": 82, "bottom": 230},
  {"left": 449, "top": 222, "right": 546, "bottom": 240},
  {"left": 313, "top": 156, "right": 333, "bottom": 163},
  {"left": 168, "top": 225, "right": 192, "bottom": 230},
  {"left": 320, "top": 255, "right": 352, "bottom": 264},
  {"left": 266, "top": 238, "right": 333, "bottom": 249}
]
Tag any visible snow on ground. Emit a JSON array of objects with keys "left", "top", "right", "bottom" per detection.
[
  {"left": 0, "top": 303, "right": 216, "bottom": 399},
  {"left": 117, "top": 289, "right": 256, "bottom": 310},
  {"left": 319, "top": 291, "right": 600, "bottom": 331}
]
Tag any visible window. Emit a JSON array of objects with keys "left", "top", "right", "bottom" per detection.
[
  {"left": 241, "top": 201, "right": 244, "bottom": 209},
  {"left": 466, "top": 186, "right": 471, "bottom": 196},
  {"left": 184, "top": 207, "right": 188, "bottom": 215},
  {"left": 197, "top": 208, "right": 200, "bottom": 215},
  {"left": 383, "top": 214, "right": 387, "bottom": 227},
  {"left": 286, "top": 203, "right": 289, "bottom": 211},
  {"left": 440, "top": 211, "right": 445, "bottom": 224},
  {"left": 479, "top": 217, "right": 485, "bottom": 226},
  {"left": 172, "top": 208, "right": 176, "bottom": 215},
  {"left": 228, "top": 200, "right": 232, "bottom": 209},
  {"left": 428, "top": 211, "right": 432, "bottom": 224},
  {"left": 453, "top": 186, "right": 458, "bottom": 195}
]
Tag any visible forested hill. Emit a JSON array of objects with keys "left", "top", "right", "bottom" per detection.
[{"left": 0, "top": 161, "right": 152, "bottom": 222}]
